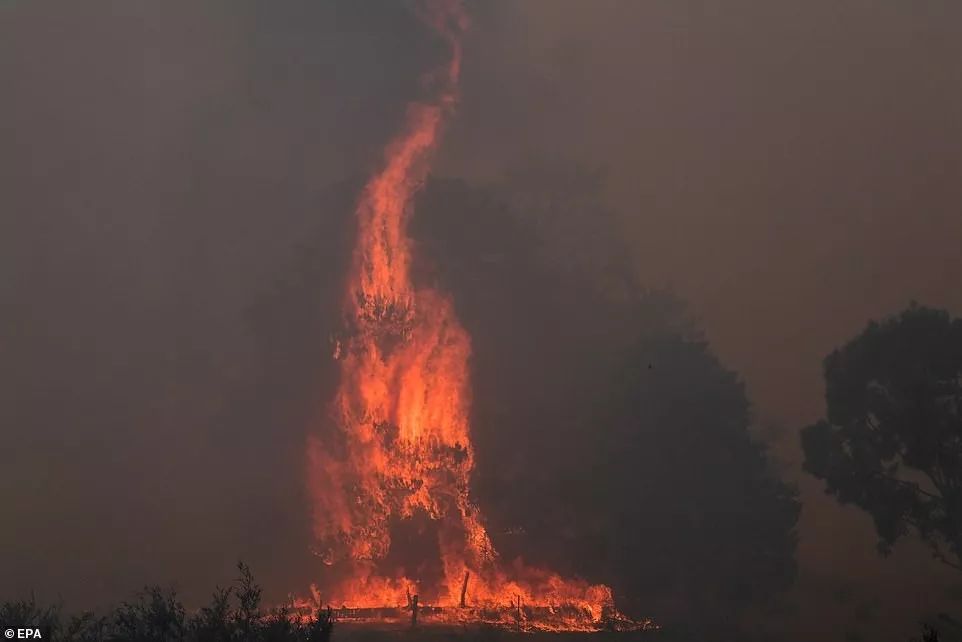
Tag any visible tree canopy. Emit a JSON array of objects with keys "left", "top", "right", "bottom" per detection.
[{"left": 802, "top": 304, "right": 962, "bottom": 569}]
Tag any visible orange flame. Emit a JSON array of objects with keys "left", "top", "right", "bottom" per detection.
[{"left": 304, "top": 1, "right": 628, "bottom": 628}]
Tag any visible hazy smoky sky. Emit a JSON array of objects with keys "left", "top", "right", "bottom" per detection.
[
  {"left": 438, "top": 4, "right": 962, "bottom": 639},
  {"left": 2, "top": 2, "right": 961, "bottom": 641}
]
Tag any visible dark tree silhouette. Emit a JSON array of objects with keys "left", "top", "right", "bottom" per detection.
[
  {"left": 917, "top": 623, "right": 940, "bottom": 642},
  {"left": 485, "top": 332, "right": 801, "bottom": 638},
  {"left": 412, "top": 169, "right": 799, "bottom": 636},
  {"left": 802, "top": 304, "right": 962, "bottom": 570}
]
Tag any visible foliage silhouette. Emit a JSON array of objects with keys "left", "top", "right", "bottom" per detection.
[
  {"left": 0, "top": 562, "right": 333, "bottom": 642},
  {"left": 802, "top": 304, "right": 962, "bottom": 570}
]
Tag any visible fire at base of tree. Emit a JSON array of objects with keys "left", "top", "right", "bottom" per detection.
[{"left": 0, "top": 566, "right": 657, "bottom": 641}]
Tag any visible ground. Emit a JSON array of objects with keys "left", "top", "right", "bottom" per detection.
[{"left": 333, "top": 624, "right": 668, "bottom": 642}]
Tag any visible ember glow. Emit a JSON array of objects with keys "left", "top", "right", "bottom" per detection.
[{"left": 303, "top": 1, "right": 642, "bottom": 631}]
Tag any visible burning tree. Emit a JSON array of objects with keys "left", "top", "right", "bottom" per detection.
[{"left": 300, "top": 0, "right": 632, "bottom": 630}]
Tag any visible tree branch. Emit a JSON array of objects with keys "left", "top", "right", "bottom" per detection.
[
  {"left": 932, "top": 547, "right": 962, "bottom": 572},
  {"left": 871, "top": 471, "right": 943, "bottom": 502}
]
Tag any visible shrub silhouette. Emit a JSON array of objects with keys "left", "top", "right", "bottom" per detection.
[{"left": 0, "top": 562, "right": 333, "bottom": 642}]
